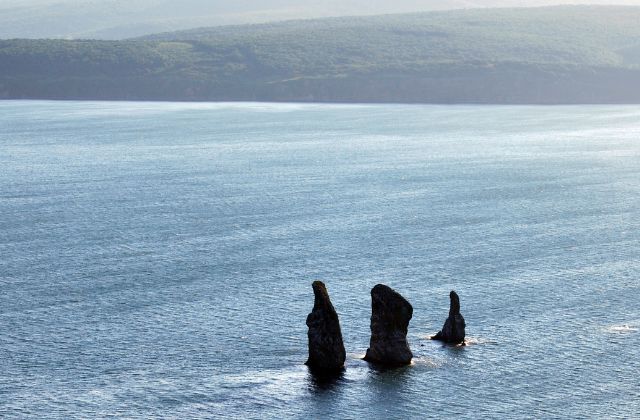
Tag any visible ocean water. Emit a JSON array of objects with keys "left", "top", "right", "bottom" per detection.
[{"left": 1, "top": 101, "right": 639, "bottom": 419}]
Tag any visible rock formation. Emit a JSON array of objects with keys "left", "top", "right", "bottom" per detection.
[
  {"left": 364, "top": 284, "right": 413, "bottom": 366},
  {"left": 431, "top": 290, "right": 466, "bottom": 345},
  {"left": 305, "top": 281, "right": 346, "bottom": 372}
]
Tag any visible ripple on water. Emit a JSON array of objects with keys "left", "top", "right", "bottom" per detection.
[
  {"left": 2, "top": 102, "right": 640, "bottom": 419},
  {"left": 605, "top": 324, "right": 638, "bottom": 334}
]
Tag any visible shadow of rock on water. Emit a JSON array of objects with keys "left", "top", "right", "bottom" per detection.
[
  {"left": 366, "top": 361, "right": 414, "bottom": 376},
  {"left": 306, "top": 366, "right": 346, "bottom": 393},
  {"left": 435, "top": 341, "right": 467, "bottom": 351},
  {"left": 364, "top": 362, "right": 414, "bottom": 409}
]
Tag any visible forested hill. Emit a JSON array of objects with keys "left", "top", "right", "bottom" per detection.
[
  {"left": 4, "top": 0, "right": 640, "bottom": 40},
  {"left": 3, "top": 6, "right": 640, "bottom": 103}
]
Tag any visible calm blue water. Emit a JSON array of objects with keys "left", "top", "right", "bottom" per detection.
[{"left": 1, "top": 101, "right": 639, "bottom": 419}]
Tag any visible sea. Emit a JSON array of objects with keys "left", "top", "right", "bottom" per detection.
[{"left": 1, "top": 101, "right": 639, "bottom": 419}]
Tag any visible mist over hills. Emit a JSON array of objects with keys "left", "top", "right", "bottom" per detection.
[
  {"left": 3, "top": 0, "right": 640, "bottom": 39},
  {"left": 2, "top": 6, "right": 640, "bottom": 103}
]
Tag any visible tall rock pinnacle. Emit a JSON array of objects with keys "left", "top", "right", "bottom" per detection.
[
  {"left": 305, "top": 281, "right": 346, "bottom": 372},
  {"left": 431, "top": 290, "right": 466, "bottom": 345}
]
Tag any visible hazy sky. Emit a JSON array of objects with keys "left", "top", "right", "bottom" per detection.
[
  {"left": 4, "top": 0, "right": 640, "bottom": 7},
  {"left": 2, "top": 0, "right": 640, "bottom": 39}
]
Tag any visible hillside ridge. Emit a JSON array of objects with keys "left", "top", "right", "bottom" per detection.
[{"left": 2, "top": 6, "right": 640, "bottom": 103}]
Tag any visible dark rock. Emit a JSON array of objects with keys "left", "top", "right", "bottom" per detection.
[
  {"left": 364, "top": 284, "right": 413, "bottom": 366},
  {"left": 305, "top": 281, "right": 346, "bottom": 372},
  {"left": 431, "top": 290, "right": 466, "bottom": 345}
]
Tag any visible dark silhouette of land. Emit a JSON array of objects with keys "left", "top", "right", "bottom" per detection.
[{"left": 2, "top": 6, "right": 640, "bottom": 103}]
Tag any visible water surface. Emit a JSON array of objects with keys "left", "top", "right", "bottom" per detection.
[{"left": 1, "top": 101, "right": 639, "bottom": 418}]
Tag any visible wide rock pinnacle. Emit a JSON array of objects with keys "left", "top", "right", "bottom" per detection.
[{"left": 364, "top": 284, "right": 413, "bottom": 366}]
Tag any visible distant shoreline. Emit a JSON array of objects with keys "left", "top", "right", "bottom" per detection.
[
  {"left": 3, "top": 6, "right": 640, "bottom": 105},
  {"left": 3, "top": 98, "right": 640, "bottom": 106}
]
